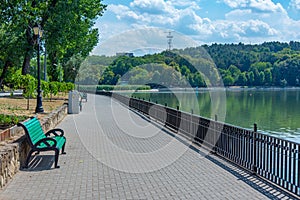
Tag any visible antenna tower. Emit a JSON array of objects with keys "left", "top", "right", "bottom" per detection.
[{"left": 166, "top": 31, "right": 173, "bottom": 51}]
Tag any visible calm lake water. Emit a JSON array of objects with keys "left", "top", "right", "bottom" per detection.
[{"left": 119, "top": 88, "right": 300, "bottom": 143}]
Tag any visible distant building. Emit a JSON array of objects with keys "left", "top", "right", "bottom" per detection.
[{"left": 116, "top": 52, "right": 134, "bottom": 57}]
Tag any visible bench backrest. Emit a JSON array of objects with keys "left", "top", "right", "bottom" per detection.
[{"left": 19, "top": 117, "right": 46, "bottom": 147}]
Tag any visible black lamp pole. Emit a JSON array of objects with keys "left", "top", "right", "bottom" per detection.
[{"left": 34, "top": 25, "right": 44, "bottom": 113}]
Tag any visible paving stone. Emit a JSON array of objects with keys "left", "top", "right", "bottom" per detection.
[{"left": 0, "top": 94, "right": 297, "bottom": 199}]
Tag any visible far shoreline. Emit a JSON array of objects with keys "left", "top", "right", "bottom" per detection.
[{"left": 135, "top": 86, "right": 300, "bottom": 93}]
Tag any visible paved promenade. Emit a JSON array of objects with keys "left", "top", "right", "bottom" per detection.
[{"left": 0, "top": 94, "right": 296, "bottom": 199}]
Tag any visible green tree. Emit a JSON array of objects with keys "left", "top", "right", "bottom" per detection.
[
  {"left": 193, "top": 72, "right": 206, "bottom": 87},
  {"left": 0, "top": 1, "right": 106, "bottom": 82},
  {"left": 228, "top": 65, "right": 241, "bottom": 78},
  {"left": 181, "top": 65, "right": 191, "bottom": 76},
  {"left": 0, "top": 12, "right": 25, "bottom": 88},
  {"left": 236, "top": 73, "right": 248, "bottom": 86},
  {"left": 247, "top": 71, "right": 255, "bottom": 86},
  {"left": 258, "top": 71, "right": 265, "bottom": 86},
  {"left": 151, "top": 71, "right": 161, "bottom": 84},
  {"left": 264, "top": 69, "right": 272, "bottom": 85},
  {"left": 49, "top": 82, "right": 59, "bottom": 101},
  {"left": 100, "top": 70, "right": 115, "bottom": 85},
  {"left": 223, "top": 75, "right": 235, "bottom": 86},
  {"left": 128, "top": 67, "right": 149, "bottom": 85},
  {"left": 41, "top": 80, "right": 50, "bottom": 98}
]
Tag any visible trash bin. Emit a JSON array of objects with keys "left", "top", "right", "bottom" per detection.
[{"left": 68, "top": 90, "right": 80, "bottom": 114}]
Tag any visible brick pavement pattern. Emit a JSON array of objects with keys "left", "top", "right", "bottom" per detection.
[{"left": 0, "top": 94, "right": 296, "bottom": 200}]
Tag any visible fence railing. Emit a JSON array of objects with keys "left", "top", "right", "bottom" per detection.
[{"left": 99, "top": 91, "right": 300, "bottom": 197}]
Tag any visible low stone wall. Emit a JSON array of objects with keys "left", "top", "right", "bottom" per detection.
[{"left": 0, "top": 104, "right": 68, "bottom": 189}]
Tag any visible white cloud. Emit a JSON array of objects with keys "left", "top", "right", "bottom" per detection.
[
  {"left": 249, "top": 0, "right": 285, "bottom": 13},
  {"left": 223, "top": 0, "right": 248, "bottom": 8},
  {"left": 109, "top": 5, "right": 140, "bottom": 20},
  {"left": 210, "top": 19, "right": 277, "bottom": 41},
  {"left": 93, "top": 0, "right": 300, "bottom": 54},
  {"left": 222, "top": 0, "right": 286, "bottom": 13},
  {"left": 223, "top": 6, "right": 300, "bottom": 42},
  {"left": 289, "top": 0, "right": 300, "bottom": 10},
  {"left": 130, "top": 0, "right": 174, "bottom": 14},
  {"left": 92, "top": 27, "right": 198, "bottom": 56},
  {"left": 109, "top": 1, "right": 201, "bottom": 28},
  {"left": 169, "top": 0, "right": 201, "bottom": 9}
]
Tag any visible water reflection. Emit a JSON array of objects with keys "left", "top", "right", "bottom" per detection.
[{"left": 121, "top": 88, "right": 300, "bottom": 142}]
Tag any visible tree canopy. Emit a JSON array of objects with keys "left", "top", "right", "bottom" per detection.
[
  {"left": 0, "top": 0, "right": 106, "bottom": 88},
  {"left": 95, "top": 41, "right": 300, "bottom": 87}
]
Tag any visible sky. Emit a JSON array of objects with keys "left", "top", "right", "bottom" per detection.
[{"left": 92, "top": 0, "right": 300, "bottom": 55}]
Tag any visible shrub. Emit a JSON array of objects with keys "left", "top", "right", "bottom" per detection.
[{"left": 0, "top": 114, "right": 28, "bottom": 127}]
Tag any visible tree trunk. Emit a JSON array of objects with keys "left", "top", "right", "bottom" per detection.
[
  {"left": 49, "top": 51, "right": 59, "bottom": 81},
  {"left": 22, "top": 53, "right": 32, "bottom": 75},
  {"left": 0, "top": 60, "right": 12, "bottom": 90},
  {"left": 22, "top": 26, "right": 35, "bottom": 75}
]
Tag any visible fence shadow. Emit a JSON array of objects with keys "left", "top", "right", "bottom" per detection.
[
  {"left": 131, "top": 106, "right": 295, "bottom": 199},
  {"left": 203, "top": 153, "right": 294, "bottom": 199}
]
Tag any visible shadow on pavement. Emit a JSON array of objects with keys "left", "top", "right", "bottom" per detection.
[{"left": 21, "top": 155, "right": 55, "bottom": 171}]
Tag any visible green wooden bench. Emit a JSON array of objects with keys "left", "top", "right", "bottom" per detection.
[{"left": 18, "top": 117, "right": 66, "bottom": 168}]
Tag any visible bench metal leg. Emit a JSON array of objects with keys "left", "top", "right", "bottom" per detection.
[
  {"left": 25, "top": 149, "right": 35, "bottom": 168},
  {"left": 54, "top": 149, "right": 60, "bottom": 168},
  {"left": 61, "top": 141, "right": 66, "bottom": 154}
]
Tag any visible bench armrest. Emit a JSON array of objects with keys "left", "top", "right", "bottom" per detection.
[
  {"left": 35, "top": 137, "right": 57, "bottom": 148},
  {"left": 45, "top": 128, "right": 64, "bottom": 137}
]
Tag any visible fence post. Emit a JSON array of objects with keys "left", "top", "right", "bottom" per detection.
[
  {"left": 213, "top": 115, "right": 218, "bottom": 154},
  {"left": 252, "top": 123, "right": 258, "bottom": 175},
  {"left": 190, "top": 109, "right": 194, "bottom": 139},
  {"left": 176, "top": 105, "right": 180, "bottom": 132}
]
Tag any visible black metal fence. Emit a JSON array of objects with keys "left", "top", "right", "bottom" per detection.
[{"left": 100, "top": 91, "right": 300, "bottom": 196}]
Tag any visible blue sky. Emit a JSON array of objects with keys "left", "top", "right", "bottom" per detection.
[{"left": 92, "top": 0, "right": 300, "bottom": 55}]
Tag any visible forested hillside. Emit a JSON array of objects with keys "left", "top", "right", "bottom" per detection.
[{"left": 94, "top": 41, "right": 300, "bottom": 87}]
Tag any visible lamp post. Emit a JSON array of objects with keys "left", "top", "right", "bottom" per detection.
[{"left": 33, "top": 24, "right": 44, "bottom": 113}]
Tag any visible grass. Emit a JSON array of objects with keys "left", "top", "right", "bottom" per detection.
[{"left": 0, "top": 93, "right": 68, "bottom": 129}]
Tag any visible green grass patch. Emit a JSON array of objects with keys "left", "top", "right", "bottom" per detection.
[{"left": 0, "top": 114, "right": 28, "bottom": 128}]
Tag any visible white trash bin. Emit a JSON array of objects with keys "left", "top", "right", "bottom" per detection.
[{"left": 68, "top": 90, "right": 80, "bottom": 114}]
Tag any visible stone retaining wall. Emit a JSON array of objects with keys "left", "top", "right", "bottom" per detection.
[{"left": 0, "top": 104, "right": 68, "bottom": 189}]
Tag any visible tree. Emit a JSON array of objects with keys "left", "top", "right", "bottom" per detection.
[
  {"left": 193, "top": 72, "right": 206, "bottom": 87},
  {"left": 247, "top": 71, "right": 255, "bottom": 86},
  {"left": 46, "top": 1, "right": 106, "bottom": 81},
  {"left": 0, "top": 0, "right": 106, "bottom": 82},
  {"left": 151, "top": 71, "right": 162, "bottom": 85},
  {"left": 264, "top": 69, "right": 272, "bottom": 85},
  {"left": 100, "top": 70, "right": 116, "bottom": 85},
  {"left": 236, "top": 73, "right": 248, "bottom": 86},
  {"left": 273, "top": 56, "right": 300, "bottom": 86},
  {"left": 223, "top": 75, "right": 235, "bottom": 86},
  {"left": 0, "top": 7, "right": 26, "bottom": 89},
  {"left": 228, "top": 65, "right": 241, "bottom": 78},
  {"left": 49, "top": 82, "right": 58, "bottom": 101},
  {"left": 128, "top": 67, "right": 149, "bottom": 85},
  {"left": 258, "top": 71, "right": 265, "bottom": 86}
]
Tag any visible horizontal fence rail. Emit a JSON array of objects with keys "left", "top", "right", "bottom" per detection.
[{"left": 98, "top": 91, "right": 300, "bottom": 197}]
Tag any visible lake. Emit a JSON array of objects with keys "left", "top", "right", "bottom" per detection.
[{"left": 119, "top": 88, "right": 300, "bottom": 143}]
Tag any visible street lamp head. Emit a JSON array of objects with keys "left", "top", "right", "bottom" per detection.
[
  {"left": 33, "top": 25, "right": 39, "bottom": 36},
  {"left": 39, "top": 29, "right": 43, "bottom": 38},
  {"left": 33, "top": 24, "right": 43, "bottom": 37}
]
